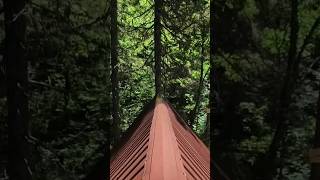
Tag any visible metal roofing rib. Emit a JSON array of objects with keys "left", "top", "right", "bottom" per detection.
[{"left": 110, "top": 99, "right": 210, "bottom": 180}]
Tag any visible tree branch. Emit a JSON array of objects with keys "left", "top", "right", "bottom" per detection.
[
  {"left": 300, "top": 56, "right": 320, "bottom": 81},
  {"left": 29, "top": 79, "right": 64, "bottom": 92},
  {"left": 296, "top": 16, "right": 320, "bottom": 63},
  {"left": 73, "top": 7, "right": 111, "bottom": 30},
  {"left": 133, "top": 5, "right": 154, "bottom": 19}
]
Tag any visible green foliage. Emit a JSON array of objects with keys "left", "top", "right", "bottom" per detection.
[
  {"left": 0, "top": 0, "right": 211, "bottom": 178},
  {"left": 213, "top": 0, "right": 320, "bottom": 179},
  {"left": 118, "top": 0, "right": 210, "bottom": 135},
  {"left": 0, "top": 0, "right": 111, "bottom": 179}
]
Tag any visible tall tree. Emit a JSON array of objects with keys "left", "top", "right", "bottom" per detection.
[
  {"left": 255, "top": 0, "right": 299, "bottom": 178},
  {"left": 111, "top": 0, "right": 120, "bottom": 142},
  {"left": 209, "top": 0, "right": 217, "bottom": 149},
  {"left": 154, "top": 0, "right": 162, "bottom": 96},
  {"left": 4, "top": 0, "right": 32, "bottom": 179},
  {"left": 210, "top": 0, "right": 218, "bottom": 177},
  {"left": 257, "top": 1, "right": 320, "bottom": 179},
  {"left": 209, "top": 0, "right": 213, "bottom": 136},
  {"left": 268, "top": 0, "right": 299, "bottom": 158},
  {"left": 189, "top": 29, "right": 205, "bottom": 127},
  {"left": 252, "top": 0, "right": 320, "bottom": 179}
]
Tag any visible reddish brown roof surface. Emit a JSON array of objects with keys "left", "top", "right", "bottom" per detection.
[{"left": 110, "top": 98, "right": 210, "bottom": 180}]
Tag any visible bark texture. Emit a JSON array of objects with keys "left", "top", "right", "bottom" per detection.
[
  {"left": 154, "top": 0, "right": 162, "bottom": 96},
  {"left": 111, "top": 0, "right": 120, "bottom": 142},
  {"left": 4, "top": 0, "right": 32, "bottom": 179}
]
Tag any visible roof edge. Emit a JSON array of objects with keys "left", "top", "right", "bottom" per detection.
[{"left": 110, "top": 96, "right": 156, "bottom": 158}]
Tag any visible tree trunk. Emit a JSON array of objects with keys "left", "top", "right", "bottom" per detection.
[
  {"left": 210, "top": 0, "right": 217, "bottom": 177},
  {"left": 63, "top": 70, "right": 70, "bottom": 123},
  {"left": 267, "top": 0, "right": 298, "bottom": 166},
  {"left": 203, "top": 109, "right": 210, "bottom": 146},
  {"left": 111, "top": 0, "right": 120, "bottom": 143},
  {"left": 154, "top": 0, "right": 162, "bottom": 96},
  {"left": 209, "top": 0, "right": 214, "bottom": 137},
  {"left": 255, "top": 0, "right": 299, "bottom": 179},
  {"left": 4, "top": 0, "right": 32, "bottom": 179},
  {"left": 310, "top": 83, "right": 320, "bottom": 180}
]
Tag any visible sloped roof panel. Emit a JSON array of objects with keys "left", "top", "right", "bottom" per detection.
[
  {"left": 110, "top": 110, "right": 153, "bottom": 179},
  {"left": 110, "top": 99, "right": 211, "bottom": 180}
]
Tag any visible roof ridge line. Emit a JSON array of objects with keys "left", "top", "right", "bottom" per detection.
[{"left": 143, "top": 102, "right": 187, "bottom": 180}]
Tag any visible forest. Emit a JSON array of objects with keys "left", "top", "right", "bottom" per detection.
[{"left": 0, "top": 0, "right": 320, "bottom": 179}]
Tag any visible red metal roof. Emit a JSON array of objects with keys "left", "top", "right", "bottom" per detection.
[{"left": 110, "top": 98, "right": 210, "bottom": 180}]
